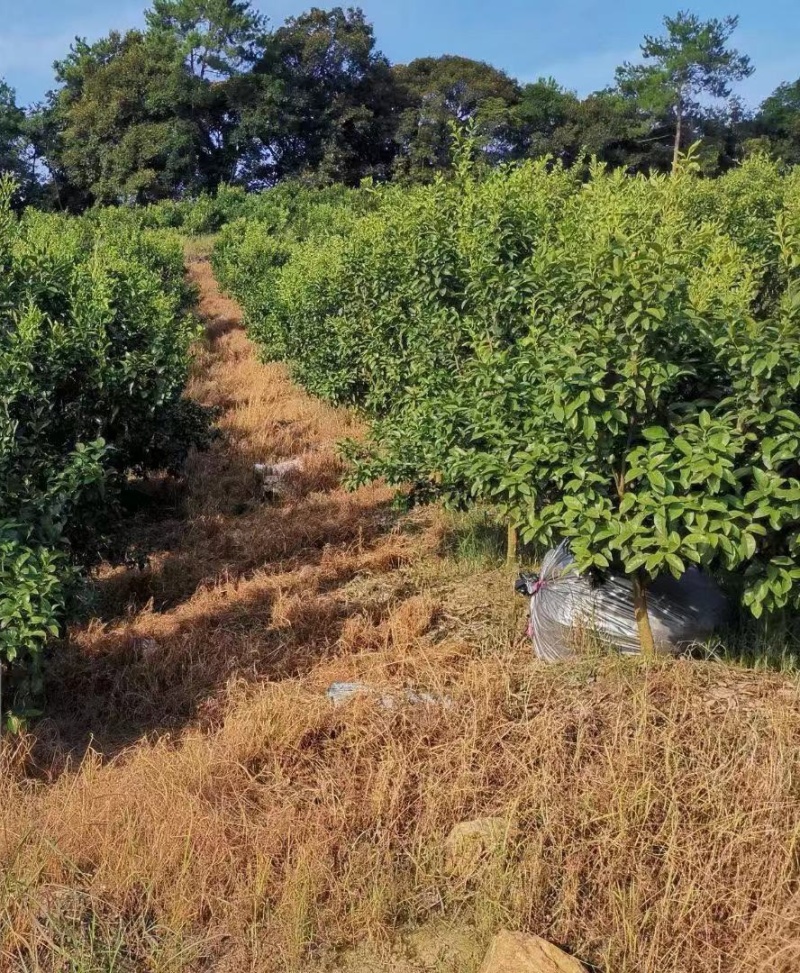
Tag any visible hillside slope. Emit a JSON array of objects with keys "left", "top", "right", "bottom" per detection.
[{"left": 1, "top": 260, "right": 798, "bottom": 973}]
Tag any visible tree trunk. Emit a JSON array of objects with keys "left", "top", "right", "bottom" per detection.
[
  {"left": 632, "top": 571, "right": 656, "bottom": 658},
  {"left": 506, "top": 523, "right": 518, "bottom": 565},
  {"left": 672, "top": 103, "right": 683, "bottom": 173}
]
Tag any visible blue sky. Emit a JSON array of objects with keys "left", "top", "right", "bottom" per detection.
[{"left": 2, "top": 0, "right": 797, "bottom": 108}]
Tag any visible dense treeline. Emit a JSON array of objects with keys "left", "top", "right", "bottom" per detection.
[
  {"left": 213, "top": 145, "right": 800, "bottom": 645},
  {"left": 1, "top": 3, "right": 799, "bottom": 208}
]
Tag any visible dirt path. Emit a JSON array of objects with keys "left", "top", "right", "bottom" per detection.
[{"left": 13, "top": 256, "right": 502, "bottom": 971}]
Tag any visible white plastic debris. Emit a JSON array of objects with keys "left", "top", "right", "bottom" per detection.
[
  {"left": 254, "top": 458, "right": 304, "bottom": 478},
  {"left": 327, "top": 681, "right": 453, "bottom": 710},
  {"left": 254, "top": 457, "right": 305, "bottom": 500},
  {"left": 517, "top": 541, "right": 729, "bottom": 663}
]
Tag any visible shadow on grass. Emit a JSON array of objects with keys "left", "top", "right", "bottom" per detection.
[
  {"left": 699, "top": 612, "right": 800, "bottom": 673},
  {"left": 34, "top": 484, "right": 407, "bottom": 768},
  {"left": 437, "top": 506, "right": 546, "bottom": 575},
  {"left": 438, "top": 508, "right": 508, "bottom": 566}
]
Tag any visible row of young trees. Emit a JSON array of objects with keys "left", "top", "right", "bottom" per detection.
[
  {"left": 212, "top": 146, "right": 800, "bottom": 647},
  {"left": 1, "top": 3, "right": 799, "bottom": 209},
  {"left": 0, "top": 190, "right": 209, "bottom": 712}
]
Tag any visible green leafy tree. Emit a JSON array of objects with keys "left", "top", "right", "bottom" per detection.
[
  {"left": 48, "top": 31, "right": 205, "bottom": 204},
  {"left": 569, "top": 90, "right": 656, "bottom": 171},
  {"left": 24, "top": 99, "right": 89, "bottom": 211},
  {"left": 690, "top": 99, "right": 749, "bottom": 175},
  {"left": 751, "top": 79, "right": 800, "bottom": 165},
  {"left": 509, "top": 80, "right": 668, "bottom": 173},
  {"left": 616, "top": 10, "right": 753, "bottom": 171},
  {"left": 145, "top": 0, "right": 267, "bottom": 78},
  {"left": 0, "top": 80, "right": 24, "bottom": 173},
  {"left": 242, "top": 6, "right": 401, "bottom": 185},
  {"left": 0, "top": 80, "right": 38, "bottom": 205},
  {"left": 392, "top": 55, "right": 521, "bottom": 180},
  {"left": 0, "top": 180, "right": 206, "bottom": 707},
  {"left": 215, "top": 141, "right": 800, "bottom": 656},
  {"left": 36, "top": 1, "right": 267, "bottom": 205},
  {"left": 509, "top": 79, "right": 580, "bottom": 161}
]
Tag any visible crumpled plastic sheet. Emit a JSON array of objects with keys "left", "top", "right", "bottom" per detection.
[
  {"left": 521, "top": 541, "right": 729, "bottom": 663},
  {"left": 327, "top": 682, "right": 453, "bottom": 709}
]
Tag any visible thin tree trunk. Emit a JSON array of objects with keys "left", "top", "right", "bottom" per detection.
[
  {"left": 507, "top": 523, "right": 518, "bottom": 565},
  {"left": 672, "top": 103, "right": 683, "bottom": 173},
  {"left": 632, "top": 571, "right": 656, "bottom": 658}
]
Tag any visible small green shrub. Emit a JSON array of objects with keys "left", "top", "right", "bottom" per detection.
[{"left": 212, "top": 181, "right": 382, "bottom": 364}]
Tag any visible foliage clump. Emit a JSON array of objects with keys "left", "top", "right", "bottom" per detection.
[
  {"left": 215, "top": 146, "right": 800, "bottom": 630},
  {"left": 0, "top": 180, "right": 206, "bottom": 709}
]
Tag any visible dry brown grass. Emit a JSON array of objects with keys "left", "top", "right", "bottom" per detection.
[{"left": 1, "top": 260, "right": 799, "bottom": 973}]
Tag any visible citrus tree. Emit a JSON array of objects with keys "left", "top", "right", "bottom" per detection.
[{"left": 453, "top": 181, "right": 800, "bottom": 649}]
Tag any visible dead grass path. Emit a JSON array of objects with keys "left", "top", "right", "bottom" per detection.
[{"left": 36, "top": 256, "right": 447, "bottom": 755}]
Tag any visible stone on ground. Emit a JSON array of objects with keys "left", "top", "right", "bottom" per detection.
[{"left": 477, "top": 931, "right": 586, "bottom": 973}]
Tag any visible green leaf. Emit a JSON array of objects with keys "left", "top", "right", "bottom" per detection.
[{"left": 666, "top": 553, "right": 684, "bottom": 578}]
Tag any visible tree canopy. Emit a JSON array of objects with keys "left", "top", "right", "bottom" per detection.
[
  {"left": 145, "top": 0, "right": 267, "bottom": 78},
  {"left": 751, "top": 80, "right": 800, "bottom": 165},
  {"left": 48, "top": 31, "right": 204, "bottom": 205},
  {"left": 392, "top": 55, "right": 521, "bottom": 179},
  {"left": 4, "top": 5, "right": 799, "bottom": 208},
  {"left": 242, "top": 6, "right": 400, "bottom": 185},
  {"left": 0, "top": 80, "right": 37, "bottom": 205},
  {"left": 615, "top": 11, "right": 753, "bottom": 169}
]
